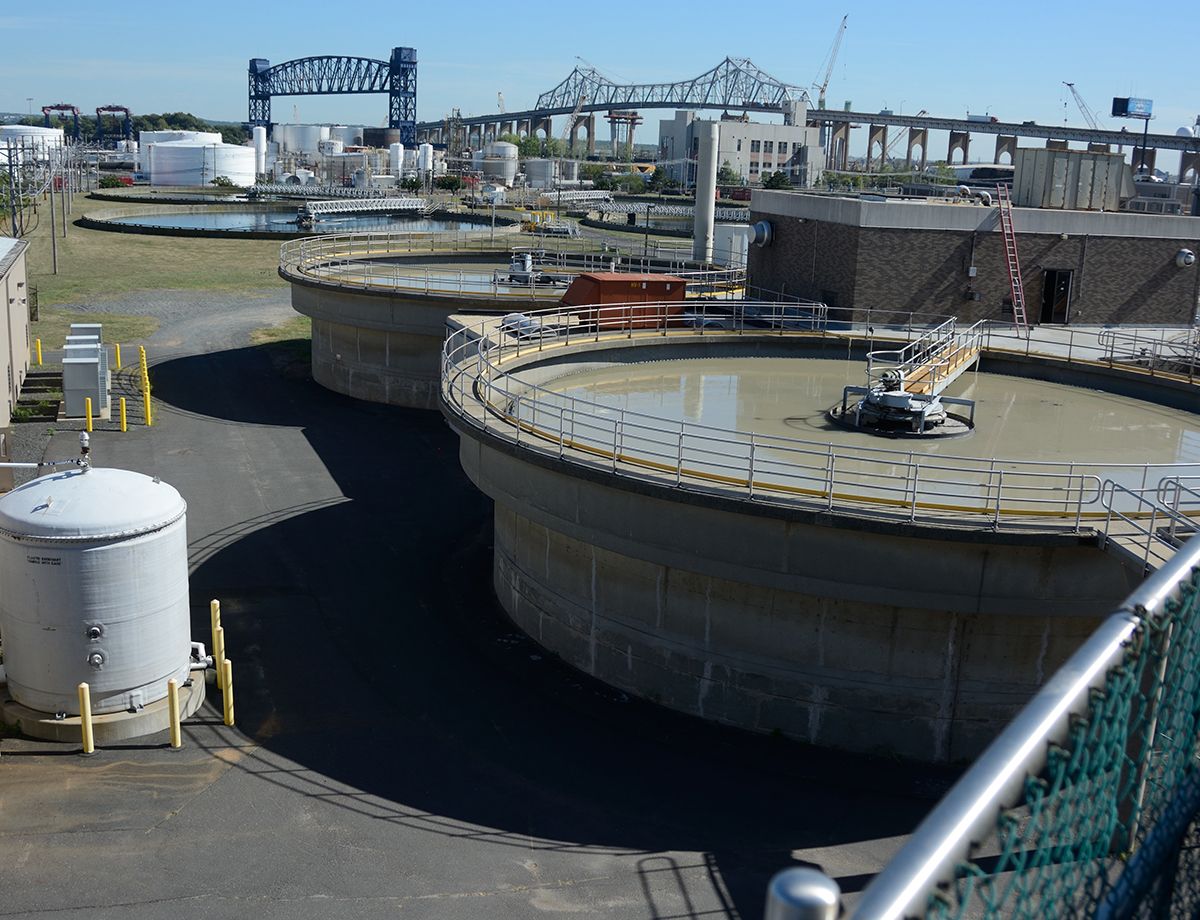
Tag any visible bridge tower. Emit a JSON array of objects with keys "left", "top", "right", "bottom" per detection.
[
  {"left": 388, "top": 47, "right": 417, "bottom": 145},
  {"left": 248, "top": 58, "right": 271, "bottom": 128}
]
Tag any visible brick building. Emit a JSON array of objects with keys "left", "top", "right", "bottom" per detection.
[{"left": 748, "top": 190, "right": 1200, "bottom": 326}]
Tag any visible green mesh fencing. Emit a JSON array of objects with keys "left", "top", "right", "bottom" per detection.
[{"left": 926, "top": 562, "right": 1200, "bottom": 920}]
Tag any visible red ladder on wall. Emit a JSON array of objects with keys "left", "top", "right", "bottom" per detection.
[{"left": 996, "top": 183, "right": 1030, "bottom": 337}]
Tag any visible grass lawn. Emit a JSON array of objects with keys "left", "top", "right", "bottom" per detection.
[
  {"left": 21, "top": 192, "right": 285, "bottom": 306},
  {"left": 249, "top": 314, "right": 311, "bottom": 346},
  {"left": 32, "top": 310, "right": 160, "bottom": 349}
]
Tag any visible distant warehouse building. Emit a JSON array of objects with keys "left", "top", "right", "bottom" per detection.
[
  {"left": 658, "top": 100, "right": 825, "bottom": 189},
  {"left": 748, "top": 150, "right": 1200, "bottom": 326},
  {"left": 1, "top": 237, "right": 31, "bottom": 429}
]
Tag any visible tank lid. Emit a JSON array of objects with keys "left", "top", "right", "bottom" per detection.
[{"left": 0, "top": 468, "right": 186, "bottom": 541}]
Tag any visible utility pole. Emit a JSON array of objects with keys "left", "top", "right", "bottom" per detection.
[
  {"left": 59, "top": 151, "right": 68, "bottom": 236},
  {"left": 48, "top": 157, "right": 59, "bottom": 273},
  {"left": 5, "top": 142, "right": 18, "bottom": 237}
]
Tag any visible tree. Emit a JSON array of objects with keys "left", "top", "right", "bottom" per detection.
[
  {"left": 716, "top": 161, "right": 742, "bottom": 186},
  {"left": 400, "top": 176, "right": 422, "bottom": 192},
  {"left": 616, "top": 173, "right": 647, "bottom": 194},
  {"left": 435, "top": 175, "right": 463, "bottom": 191},
  {"left": 761, "top": 170, "right": 791, "bottom": 190},
  {"left": 647, "top": 168, "right": 679, "bottom": 193}
]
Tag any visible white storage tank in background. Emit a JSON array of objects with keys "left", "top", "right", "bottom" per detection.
[
  {"left": 418, "top": 143, "right": 434, "bottom": 174},
  {"left": 525, "top": 158, "right": 557, "bottom": 188},
  {"left": 331, "top": 125, "right": 363, "bottom": 146},
  {"left": 389, "top": 142, "right": 405, "bottom": 177},
  {"left": 0, "top": 125, "right": 65, "bottom": 164},
  {"left": 560, "top": 160, "right": 579, "bottom": 182},
  {"left": 252, "top": 125, "right": 267, "bottom": 176},
  {"left": 137, "top": 130, "right": 221, "bottom": 173},
  {"left": 292, "top": 124, "right": 330, "bottom": 154},
  {"left": 149, "top": 142, "right": 256, "bottom": 187},
  {"left": 0, "top": 468, "right": 191, "bottom": 716},
  {"left": 318, "top": 138, "right": 344, "bottom": 157},
  {"left": 482, "top": 141, "right": 519, "bottom": 186}
]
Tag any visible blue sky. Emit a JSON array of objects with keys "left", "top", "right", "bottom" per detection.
[{"left": 1, "top": 2, "right": 1194, "bottom": 144}]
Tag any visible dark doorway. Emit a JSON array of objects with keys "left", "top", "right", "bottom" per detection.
[{"left": 1040, "top": 269, "right": 1073, "bottom": 324}]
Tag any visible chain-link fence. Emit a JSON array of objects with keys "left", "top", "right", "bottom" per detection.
[{"left": 767, "top": 542, "right": 1200, "bottom": 920}]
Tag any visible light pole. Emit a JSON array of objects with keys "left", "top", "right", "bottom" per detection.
[{"left": 643, "top": 204, "right": 654, "bottom": 260}]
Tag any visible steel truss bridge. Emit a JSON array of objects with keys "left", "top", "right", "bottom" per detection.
[
  {"left": 248, "top": 47, "right": 417, "bottom": 144},
  {"left": 415, "top": 57, "right": 810, "bottom": 135}
]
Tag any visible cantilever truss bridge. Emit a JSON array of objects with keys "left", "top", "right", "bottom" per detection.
[
  {"left": 248, "top": 47, "right": 417, "bottom": 144},
  {"left": 416, "top": 57, "right": 810, "bottom": 132}
]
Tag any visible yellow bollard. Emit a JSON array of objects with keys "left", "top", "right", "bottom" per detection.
[
  {"left": 214, "top": 625, "right": 226, "bottom": 689},
  {"left": 35, "top": 338, "right": 42, "bottom": 366},
  {"left": 143, "top": 386, "right": 153, "bottom": 427},
  {"left": 167, "top": 678, "right": 182, "bottom": 749},
  {"left": 209, "top": 600, "right": 221, "bottom": 685},
  {"left": 78, "top": 682, "right": 95, "bottom": 755},
  {"left": 114, "top": 343, "right": 122, "bottom": 370},
  {"left": 221, "top": 659, "right": 235, "bottom": 727},
  {"left": 119, "top": 397, "right": 127, "bottom": 432},
  {"left": 84, "top": 397, "right": 93, "bottom": 432}
]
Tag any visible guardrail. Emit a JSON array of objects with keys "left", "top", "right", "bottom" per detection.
[
  {"left": 767, "top": 536, "right": 1200, "bottom": 920},
  {"left": 440, "top": 304, "right": 1200, "bottom": 529},
  {"left": 280, "top": 231, "right": 749, "bottom": 299}
]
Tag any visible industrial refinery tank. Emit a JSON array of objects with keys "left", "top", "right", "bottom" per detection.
[
  {"left": 0, "top": 125, "right": 64, "bottom": 163},
  {"left": 482, "top": 142, "right": 519, "bottom": 186},
  {"left": 137, "top": 130, "right": 221, "bottom": 173},
  {"left": 525, "top": 158, "right": 557, "bottom": 188},
  {"left": 0, "top": 467, "right": 191, "bottom": 716},
  {"left": 149, "top": 141, "right": 256, "bottom": 187},
  {"left": 330, "top": 125, "right": 363, "bottom": 146},
  {"left": 290, "top": 124, "right": 330, "bottom": 154}
]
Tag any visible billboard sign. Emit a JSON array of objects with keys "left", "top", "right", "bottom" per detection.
[{"left": 1112, "top": 97, "right": 1153, "bottom": 119}]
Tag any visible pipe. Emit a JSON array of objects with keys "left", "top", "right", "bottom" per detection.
[{"left": 692, "top": 122, "right": 719, "bottom": 263}]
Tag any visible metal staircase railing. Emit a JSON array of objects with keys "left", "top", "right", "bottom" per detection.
[
  {"left": 996, "top": 183, "right": 1030, "bottom": 337},
  {"left": 865, "top": 318, "right": 985, "bottom": 398}
]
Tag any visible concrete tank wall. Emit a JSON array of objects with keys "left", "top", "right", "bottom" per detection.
[{"left": 451, "top": 420, "right": 1141, "bottom": 765}]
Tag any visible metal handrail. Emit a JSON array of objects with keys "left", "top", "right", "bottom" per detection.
[
  {"left": 440, "top": 303, "right": 1200, "bottom": 528},
  {"left": 823, "top": 535, "right": 1200, "bottom": 920}
]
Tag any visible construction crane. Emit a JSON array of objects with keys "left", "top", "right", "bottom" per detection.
[
  {"left": 1063, "top": 82, "right": 1103, "bottom": 130},
  {"left": 562, "top": 93, "right": 588, "bottom": 150},
  {"left": 813, "top": 14, "right": 848, "bottom": 110}
]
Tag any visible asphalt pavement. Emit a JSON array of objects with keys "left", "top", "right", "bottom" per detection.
[{"left": 0, "top": 288, "right": 955, "bottom": 919}]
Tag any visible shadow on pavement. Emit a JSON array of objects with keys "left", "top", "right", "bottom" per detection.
[{"left": 150, "top": 343, "right": 951, "bottom": 916}]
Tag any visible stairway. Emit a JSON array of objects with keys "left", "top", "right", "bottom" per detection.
[
  {"left": 996, "top": 183, "right": 1030, "bottom": 337},
  {"left": 13, "top": 370, "right": 63, "bottom": 422}
]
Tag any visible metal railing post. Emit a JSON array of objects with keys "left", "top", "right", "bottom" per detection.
[
  {"left": 748, "top": 433, "right": 756, "bottom": 498},
  {"left": 763, "top": 868, "right": 841, "bottom": 920}
]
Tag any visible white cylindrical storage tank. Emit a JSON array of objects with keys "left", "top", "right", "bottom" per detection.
[
  {"left": 560, "top": 159, "right": 579, "bottom": 182},
  {"left": 525, "top": 158, "right": 556, "bottom": 188},
  {"left": 0, "top": 125, "right": 65, "bottom": 164},
  {"left": 253, "top": 125, "right": 267, "bottom": 176},
  {"left": 389, "top": 142, "right": 405, "bottom": 177},
  {"left": 291, "top": 125, "right": 330, "bottom": 154},
  {"left": 332, "top": 125, "right": 363, "bottom": 146},
  {"left": 149, "top": 142, "right": 256, "bottom": 187},
  {"left": 137, "top": 130, "right": 221, "bottom": 174},
  {"left": 318, "top": 138, "right": 344, "bottom": 157},
  {"left": 0, "top": 468, "right": 191, "bottom": 716},
  {"left": 418, "top": 143, "right": 435, "bottom": 174}
]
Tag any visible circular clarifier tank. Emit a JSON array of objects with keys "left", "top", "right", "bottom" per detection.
[
  {"left": 523, "top": 356, "right": 1200, "bottom": 491},
  {"left": 449, "top": 337, "right": 1200, "bottom": 762}
]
